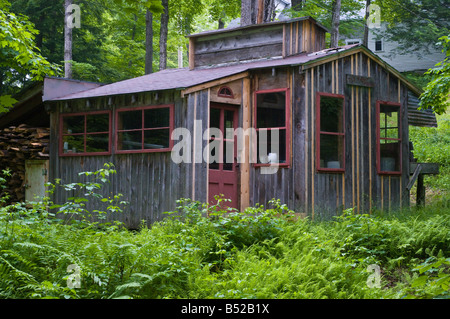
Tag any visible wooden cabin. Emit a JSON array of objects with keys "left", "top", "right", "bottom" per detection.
[{"left": 43, "top": 17, "right": 437, "bottom": 227}]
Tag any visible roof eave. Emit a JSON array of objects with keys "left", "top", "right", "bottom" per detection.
[{"left": 300, "top": 45, "right": 424, "bottom": 97}]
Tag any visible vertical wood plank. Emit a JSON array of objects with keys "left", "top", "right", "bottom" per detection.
[
  {"left": 305, "top": 69, "right": 309, "bottom": 214},
  {"left": 240, "top": 78, "right": 251, "bottom": 211},
  {"left": 311, "top": 66, "right": 315, "bottom": 219}
]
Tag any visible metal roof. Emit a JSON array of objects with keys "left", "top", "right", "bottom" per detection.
[{"left": 48, "top": 45, "right": 358, "bottom": 101}]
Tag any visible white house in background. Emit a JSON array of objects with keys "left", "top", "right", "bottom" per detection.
[{"left": 346, "top": 23, "right": 445, "bottom": 72}]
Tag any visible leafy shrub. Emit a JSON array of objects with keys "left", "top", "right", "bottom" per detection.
[{"left": 1, "top": 165, "right": 449, "bottom": 300}]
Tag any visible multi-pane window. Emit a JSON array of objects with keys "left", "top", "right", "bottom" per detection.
[
  {"left": 377, "top": 102, "right": 401, "bottom": 174},
  {"left": 60, "top": 111, "right": 111, "bottom": 156},
  {"left": 208, "top": 106, "right": 237, "bottom": 171},
  {"left": 375, "top": 40, "right": 383, "bottom": 52},
  {"left": 254, "top": 88, "right": 290, "bottom": 166},
  {"left": 316, "top": 93, "right": 345, "bottom": 172},
  {"left": 116, "top": 105, "right": 174, "bottom": 153}
]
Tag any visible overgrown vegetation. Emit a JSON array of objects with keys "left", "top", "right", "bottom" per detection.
[{"left": 0, "top": 165, "right": 449, "bottom": 299}]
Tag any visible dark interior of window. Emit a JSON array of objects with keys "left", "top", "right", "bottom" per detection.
[
  {"left": 117, "top": 107, "right": 170, "bottom": 151},
  {"left": 256, "top": 91, "right": 287, "bottom": 164},
  {"left": 379, "top": 104, "right": 400, "bottom": 172},
  {"left": 62, "top": 113, "right": 109, "bottom": 154},
  {"left": 375, "top": 40, "right": 383, "bottom": 51},
  {"left": 318, "top": 95, "right": 344, "bottom": 170}
]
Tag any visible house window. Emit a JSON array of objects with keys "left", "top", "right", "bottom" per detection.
[
  {"left": 346, "top": 39, "right": 361, "bottom": 45},
  {"left": 254, "top": 88, "right": 290, "bottom": 166},
  {"left": 377, "top": 101, "right": 401, "bottom": 174},
  {"left": 218, "top": 86, "right": 234, "bottom": 98},
  {"left": 116, "top": 104, "right": 174, "bottom": 153},
  {"left": 60, "top": 111, "right": 111, "bottom": 156},
  {"left": 375, "top": 40, "right": 383, "bottom": 52},
  {"left": 316, "top": 93, "right": 345, "bottom": 172}
]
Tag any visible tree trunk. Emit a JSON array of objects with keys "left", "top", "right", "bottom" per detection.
[
  {"left": 159, "top": 0, "right": 169, "bottom": 71},
  {"left": 145, "top": 9, "right": 153, "bottom": 74},
  {"left": 241, "top": 0, "right": 253, "bottom": 26},
  {"left": 330, "top": 0, "right": 341, "bottom": 48},
  {"left": 241, "top": 0, "right": 262, "bottom": 26},
  {"left": 64, "top": 0, "right": 73, "bottom": 79},
  {"left": 264, "top": 0, "right": 276, "bottom": 22},
  {"left": 363, "top": 0, "right": 371, "bottom": 47},
  {"left": 257, "top": 0, "right": 264, "bottom": 24},
  {"left": 291, "top": 0, "right": 304, "bottom": 11},
  {"left": 129, "top": 14, "right": 137, "bottom": 68}
]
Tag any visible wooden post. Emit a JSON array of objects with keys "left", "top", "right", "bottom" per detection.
[
  {"left": 240, "top": 78, "right": 251, "bottom": 211},
  {"left": 189, "top": 37, "right": 195, "bottom": 70},
  {"left": 417, "top": 174, "right": 425, "bottom": 207}
]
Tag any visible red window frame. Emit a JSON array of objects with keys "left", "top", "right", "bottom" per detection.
[
  {"left": 59, "top": 110, "right": 112, "bottom": 157},
  {"left": 376, "top": 101, "right": 402, "bottom": 175},
  {"left": 217, "top": 86, "right": 235, "bottom": 98},
  {"left": 316, "top": 92, "right": 346, "bottom": 173},
  {"left": 115, "top": 104, "right": 174, "bottom": 154},
  {"left": 253, "top": 88, "right": 291, "bottom": 167}
]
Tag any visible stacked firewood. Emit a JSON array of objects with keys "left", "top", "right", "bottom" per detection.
[{"left": 0, "top": 124, "right": 50, "bottom": 203}]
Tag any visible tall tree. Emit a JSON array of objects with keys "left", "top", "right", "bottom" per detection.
[
  {"left": 373, "top": 0, "right": 449, "bottom": 56},
  {"left": 420, "top": 35, "right": 450, "bottom": 115},
  {"left": 145, "top": 9, "right": 153, "bottom": 74},
  {"left": 0, "top": 0, "right": 59, "bottom": 111},
  {"left": 64, "top": 0, "right": 73, "bottom": 78},
  {"left": 363, "top": 0, "right": 371, "bottom": 47},
  {"left": 330, "top": 0, "right": 341, "bottom": 48},
  {"left": 241, "top": 0, "right": 256, "bottom": 26},
  {"left": 291, "top": 0, "right": 304, "bottom": 11},
  {"left": 241, "top": 0, "right": 275, "bottom": 26},
  {"left": 159, "top": 0, "right": 169, "bottom": 70}
]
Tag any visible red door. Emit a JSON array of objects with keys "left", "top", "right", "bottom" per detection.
[{"left": 208, "top": 104, "right": 239, "bottom": 210}]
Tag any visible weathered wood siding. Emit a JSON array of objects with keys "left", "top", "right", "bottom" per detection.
[
  {"left": 193, "top": 25, "right": 284, "bottom": 68},
  {"left": 248, "top": 51, "right": 410, "bottom": 219},
  {"left": 300, "top": 52, "right": 410, "bottom": 218},
  {"left": 191, "top": 19, "right": 327, "bottom": 69},
  {"left": 283, "top": 19, "right": 326, "bottom": 57},
  {"left": 49, "top": 89, "right": 210, "bottom": 228},
  {"left": 249, "top": 68, "right": 295, "bottom": 211}
]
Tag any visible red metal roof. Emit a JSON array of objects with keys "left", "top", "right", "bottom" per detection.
[{"left": 48, "top": 44, "right": 359, "bottom": 101}]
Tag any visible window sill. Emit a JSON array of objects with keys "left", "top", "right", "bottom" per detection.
[
  {"left": 253, "top": 163, "right": 290, "bottom": 168},
  {"left": 317, "top": 168, "right": 345, "bottom": 173},
  {"left": 115, "top": 148, "right": 172, "bottom": 154},
  {"left": 60, "top": 151, "right": 111, "bottom": 157},
  {"left": 378, "top": 171, "right": 401, "bottom": 176}
]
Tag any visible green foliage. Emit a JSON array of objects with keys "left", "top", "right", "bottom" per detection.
[
  {"left": 1, "top": 188, "right": 449, "bottom": 299},
  {"left": 0, "top": 0, "right": 60, "bottom": 111},
  {"left": 45, "top": 163, "right": 128, "bottom": 225},
  {"left": 408, "top": 256, "right": 450, "bottom": 299},
  {"left": 419, "top": 35, "right": 450, "bottom": 115},
  {"left": 373, "top": 0, "right": 449, "bottom": 56},
  {"left": 409, "top": 111, "right": 450, "bottom": 193},
  {"left": 1, "top": 167, "right": 449, "bottom": 299}
]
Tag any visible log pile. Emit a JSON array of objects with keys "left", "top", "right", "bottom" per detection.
[{"left": 0, "top": 124, "right": 50, "bottom": 203}]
